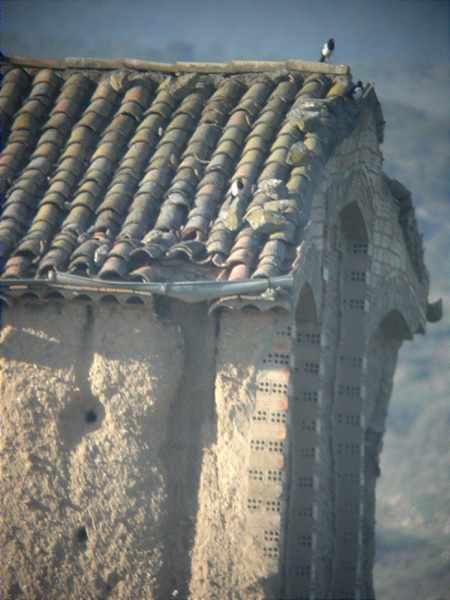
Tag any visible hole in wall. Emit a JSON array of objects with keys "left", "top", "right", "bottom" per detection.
[
  {"left": 85, "top": 409, "right": 97, "bottom": 424},
  {"left": 58, "top": 391, "right": 105, "bottom": 451}
]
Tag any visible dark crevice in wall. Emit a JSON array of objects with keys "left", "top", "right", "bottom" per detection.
[{"left": 155, "top": 300, "right": 217, "bottom": 600}]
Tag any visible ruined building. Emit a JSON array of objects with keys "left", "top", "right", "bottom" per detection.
[{"left": 0, "top": 55, "right": 440, "bottom": 599}]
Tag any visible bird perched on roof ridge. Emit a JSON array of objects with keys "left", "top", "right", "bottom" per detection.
[
  {"left": 319, "top": 38, "right": 335, "bottom": 63},
  {"left": 110, "top": 70, "right": 130, "bottom": 93}
]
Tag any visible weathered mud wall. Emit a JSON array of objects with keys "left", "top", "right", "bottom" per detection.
[
  {"left": 0, "top": 103, "right": 428, "bottom": 600},
  {"left": 0, "top": 299, "right": 216, "bottom": 600},
  {"left": 190, "top": 308, "right": 289, "bottom": 600}
]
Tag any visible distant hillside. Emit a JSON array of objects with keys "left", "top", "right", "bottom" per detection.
[{"left": 375, "top": 381, "right": 450, "bottom": 600}]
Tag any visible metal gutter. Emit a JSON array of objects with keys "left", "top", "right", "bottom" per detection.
[{"left": 0, "top": 272, "right": 294, "bottom": 304}]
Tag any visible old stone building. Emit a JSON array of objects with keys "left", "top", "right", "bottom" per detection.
[{"left": 0, "top": 55, "right": 440, "bottom": 599}]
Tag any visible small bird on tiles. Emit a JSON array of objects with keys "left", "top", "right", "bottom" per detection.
[
  {"left": 31, "top": 240, "right": 46, "bottom": 264},
  {"left": 319, "top": 38, "right": 335, "bottom": 63},
  {"left": 94, "top": 243, "right": 110, "bottom": 265},
  {"left": 230, "top": 177, "right": 245, "bottom": 197},
  {"left": 348, "top": 80, "right": 364, "bottom": 100}
]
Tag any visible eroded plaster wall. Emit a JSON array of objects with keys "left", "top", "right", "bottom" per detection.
[
  {"left": 190, "top": 308, "right": 291, "bottom": 600},
  {"left": 0, "top": 298, "right": 216, "bottom": 600},
  {"left": 0, "top": 102, "right": 429, "bottom": 600}
]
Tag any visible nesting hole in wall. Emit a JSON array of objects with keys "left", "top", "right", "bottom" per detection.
[
  {"left": 85, "top": 409, "right": 98, "bottom": 424},
  {"left": 343, "top": 298, "right": 365, "bottom": 311},
  {"left": 297, "top": 332, "right": 321, "bottom": 345},
  {"left": 264, "top": 529, "right": 280, "bottom": 543},
  {"left": 301, "top": 391, "right": 319, "bottom": 403},
  {"left": 299, "top": 447, "right": 316, "bottom": 459},
  {"left": 352, "top": 242, "right": 369, "bottom": 255},
  {"left": 267, "top": 469, "right": 283, "bottom": 482},
  {"left": 275, "top": 325, "right": 292, "bottom": 337},
  {"left": 266, "top": 499, "right": 282, "bottom": 512},
  {"left": 247, "top": 497, "right": 263, "bottom": 511},
  {"left": 337, "top": 442, "right": 361, "bottom": 456},
  {"left": 336, "top": 413, "right": 360, "bottom": 426},
  {"left": 303, "top": 361, "right": 320, "bottom": 375},
  {"left": 350, "top": 270, "right": 367, "bottom": 282},
  {"left": 257, "top": 380, "right": 289, "bottom": 395},
  {"left": 298, "top": 535, "right": 312, "bottom": 547},
  {"left": 58, "top": 391, "right": 105, "bottom": 451},
  {"left": 295, "top": 565, "right": 312, "bottom": 577},
  {"left": 337, "top": 384, "right": 361, "bottom": 398},
  {"left": 250, "top": 439, "right": 285, "bottom": 453},
  {"left": 300, "top": 419, "right": 316, "bottom": 432},
  {"left": 263, "top": 352, "right": 290, "bottom": 366},
  {"left": 263, "top": 546, "right": 280, "bottom": 559}
]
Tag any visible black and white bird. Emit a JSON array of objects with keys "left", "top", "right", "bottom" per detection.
[
  {"left": 94, "top": 243, "right": 110, "bottom": 265},
  {"left": 230, "top": 177, "right": 245, "bottom": 198},
  {"left": 319, "top": 38, "right": 335, "bottom": 63},
  {"left": 348, "top": 80, "right": 364, "bottom": 100}
]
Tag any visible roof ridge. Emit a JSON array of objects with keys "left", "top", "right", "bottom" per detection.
[{"left": 0, "top": 55, "right": 350, "bottom": 76}]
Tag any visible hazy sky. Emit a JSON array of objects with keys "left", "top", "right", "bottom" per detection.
[
  {"left": 1, "top": 1, "right": 449, "bottom": 597},
  {"left": 1, "top": 0, "right": 449, "bottom": 65}
]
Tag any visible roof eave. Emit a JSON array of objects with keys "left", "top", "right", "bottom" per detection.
[{"left": 0, "top": 272, "right": 294, "bottom": 304}]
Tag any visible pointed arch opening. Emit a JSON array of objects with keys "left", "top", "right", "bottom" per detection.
[
  {"left": 379, "top": 309, "right": 413, "bottom": 341},
  {"left": 295, "top": 282, "right": 318, "bottom": 324},
  {"left": 339, "top": 201, "right": 369, "bottom": 244}
]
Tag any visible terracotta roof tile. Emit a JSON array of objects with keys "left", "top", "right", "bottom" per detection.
[{"left": 0, "top": 56, "right": 365, "bottom": 285}]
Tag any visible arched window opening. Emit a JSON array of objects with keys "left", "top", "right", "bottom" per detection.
[
  {"left": 380, "top": 309, "right": 412, "bottom": 341},
  {"left": 295, "top": 283, "right": 318, "bottom": 324},
  {"left": 339, "top": 201, "right": 369, "bottom": 244}
]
